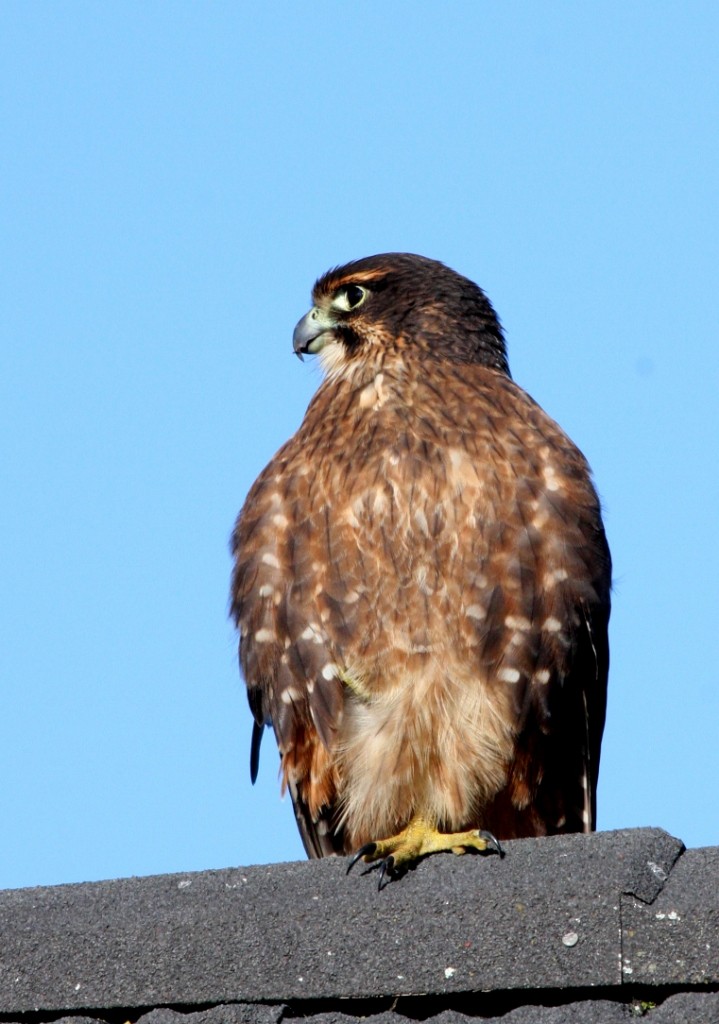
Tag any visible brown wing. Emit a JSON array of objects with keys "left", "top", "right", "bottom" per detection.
[
  {"left": 471, "top": 382, "right": 611, "bottom": 837},
  {"left": 231, "top": 432, "right": 350, "bottom": 858}
]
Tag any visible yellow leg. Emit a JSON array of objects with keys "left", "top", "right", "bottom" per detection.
[{"left": 347, "top": 816, "right": 503, "bottom": 889}]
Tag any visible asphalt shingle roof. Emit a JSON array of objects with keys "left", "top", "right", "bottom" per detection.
[{"left": 1, "top": 828, "right": 717, "bottom": 1024}]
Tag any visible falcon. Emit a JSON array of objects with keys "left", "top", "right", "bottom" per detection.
[{"left": 231, "top": 253, "right": 611, "bottom": 883}]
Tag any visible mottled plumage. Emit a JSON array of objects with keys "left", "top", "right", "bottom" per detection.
[{"left": 231, "top": 253, "right": 611, "bottom": 863}]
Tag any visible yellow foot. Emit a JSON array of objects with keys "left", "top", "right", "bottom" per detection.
[{"left": 346, "top": 816, "right": 503, "bottom": 889}]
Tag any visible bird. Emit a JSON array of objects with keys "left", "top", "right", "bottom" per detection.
[{"left": 230, "top": 253, "right": 611, "bottom": 884}]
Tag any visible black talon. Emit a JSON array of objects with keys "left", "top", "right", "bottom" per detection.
[
  {"left": 478, "top": 829, "right": 504, "bottom": 857},
  {"left": 347, "top": 842, "right": 377, "bottom": 874},
  {"left": 377, "top": 856, "right": 395, "bottom": 891}
]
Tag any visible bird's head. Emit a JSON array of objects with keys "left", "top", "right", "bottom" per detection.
[{"left": 292, "top": 253, "right": 509, "bottom": 381}]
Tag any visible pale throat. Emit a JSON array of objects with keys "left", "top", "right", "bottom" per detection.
[{"left": 317, "top": 335, "right": 388, "bottom": 387}]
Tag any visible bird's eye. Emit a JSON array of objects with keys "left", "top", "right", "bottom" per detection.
[
  {"left": 333, "top": 284, "right": 368, "bottom": 312},
  {"left": 345, "top": 284, "right": 366, "bottom": 308}
]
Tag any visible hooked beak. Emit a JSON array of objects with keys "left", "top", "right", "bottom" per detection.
[{"left": 292, "top": 306, "right": 337, "bottom": 360}]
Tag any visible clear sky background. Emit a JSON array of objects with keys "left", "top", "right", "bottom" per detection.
[{"left": 1, "top": 2, "right": 718, "bottom": 891}]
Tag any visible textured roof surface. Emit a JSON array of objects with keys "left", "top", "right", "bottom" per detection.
[{"left": 1, "top": 828, "right": 717, "bottom": 1024}]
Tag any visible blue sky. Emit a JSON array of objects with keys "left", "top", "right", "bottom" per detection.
[{"left": 1, "top": 2, "right": 718, "bottom": 890}]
